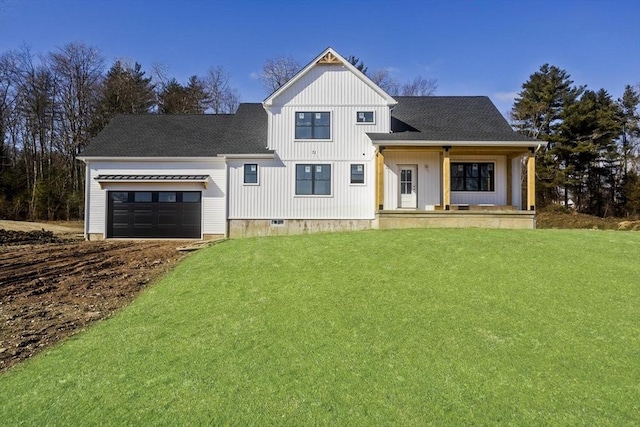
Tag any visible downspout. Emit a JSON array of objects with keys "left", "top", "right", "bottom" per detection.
[{"left": 83, "top": 161, "right": 90, "bottom": 240}]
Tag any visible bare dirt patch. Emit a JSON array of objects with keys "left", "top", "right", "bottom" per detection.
[
  {"left": 537, "top": 209, "right": 640, "bottom": 230},
  {"left": 0, "top": 232, "right": 190, "bottom": 373}
]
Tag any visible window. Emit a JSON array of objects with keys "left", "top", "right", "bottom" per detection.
[
  {"left": 158, "top": 192, "right": 176, "bottom": 203},
  {"left": 182, "top": 192, "right": 201, "bottom": 203},
  {"left": 451, "top": 162, "right": 495, "bottom": 192},
  {"left": 296, "top": 164, "right": 331, "bottom": 195},
  {"left": 244, "top": 164, "right": 258, "bottom": 184},
  {"left": 134, "top": 192, "right": 152, "bottom": 202},
  {"left": 295, "top": 112, "right": 330, "bottom": 139},
  {"left": 356, "top": 111, "right": 374, "bottom": 123},
  {"left": 350, "top": 164, "right": 365, "bottom": 184}
]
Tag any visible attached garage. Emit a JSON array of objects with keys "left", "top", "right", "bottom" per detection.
[{"left": 108, "top": 191, "right": 202, "bottom": 238}]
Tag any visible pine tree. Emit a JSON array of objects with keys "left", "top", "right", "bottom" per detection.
[
  {"left": 511, "top": 64, "right": 584, "bottom": 206},
  {"left": 92, "top": 60, "right": 155, "bottom": 135}
]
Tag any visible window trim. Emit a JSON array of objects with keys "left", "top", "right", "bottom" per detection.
[
  {"left": 294, "top": 111, "right": 332, "bottom": 141},
  {"left": 356, "top": 111, "right": 375, "bottom": 124},
  {"left": 295, "top": 163, "right": 333, "bottom": 197},
  {"left": 451, "top": 162, "right": 496, "bottom": 192},
  {"left": 243, "top": 163, "right": 259, "bottom": 185},
  {"left": 350, "top": 163, "right": 366, "bottom": 185}
]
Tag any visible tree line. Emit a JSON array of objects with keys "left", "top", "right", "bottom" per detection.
[
  {"left": 512, "top": 65, "right": 640, "bottom": 217},
  {"left": 2, "top": 43, "right": 636, "bottom": 222},
  {"left": 0, "top": 42, "right": 239, "bottom": 221}
]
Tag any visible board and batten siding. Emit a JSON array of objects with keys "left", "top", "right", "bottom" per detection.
[
  {"left": 85, "top": 160, "right": 226, "bottom": 237},
  {"left": 383, "top": 153, "right": 510, "bottom": 208},
  {"left": 249, "top": 64, "right": 391, "bottom": 220},
  {"left": 383, "top": 152, "right": 442, "bottom": 210},
  {"left": 228, "top": 159, "right": 375, "bottom": 219}
]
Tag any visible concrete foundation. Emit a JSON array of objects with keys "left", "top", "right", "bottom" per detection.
[
  {"left": 228, "top": 219, "right": 372, "bottom": 238},
  {"left": 374, "top": 210, "right": 536, "bottom": 230}
]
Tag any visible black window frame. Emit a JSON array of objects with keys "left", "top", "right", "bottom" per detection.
[
  {"left": 295, "top": 111, "right": 331, "bottom": 140},
  {"left": 295, "top": 164, "right": 332, "bottom": 196},
  {"left": 350, "top": 164, "right": 365, "bottom": 184},
  {"left": 244, "top": 163, "right": 259, "bottom": 185},
  {"left": 451, "top": 162, "right": 495, "bottom": 192},
  {"left": 356, "top": 111, "right": 375, "bottom": 124}
]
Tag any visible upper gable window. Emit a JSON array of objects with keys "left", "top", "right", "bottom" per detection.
[
  {"left": 295, "top": 112, "right": 330, "bottom": 139},
  {"left": 356, "top": 111, "right": 375, "bottom": 124}
]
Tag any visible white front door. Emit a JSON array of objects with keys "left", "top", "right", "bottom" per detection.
[{"left": 399, "top": 165, "right": 417, "bottom": 208}]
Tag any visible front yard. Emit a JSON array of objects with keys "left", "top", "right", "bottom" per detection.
[{"left": 1, "top": 228, "right": 638, "bottom": 425}]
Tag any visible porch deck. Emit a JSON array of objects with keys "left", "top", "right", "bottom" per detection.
[{"left": 374, "top": 208, "right": 536, "bottom": 230}]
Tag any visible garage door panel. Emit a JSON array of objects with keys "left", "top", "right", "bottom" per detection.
[{"left": 108, "top": 191, "right": 202, "bottom": 238}]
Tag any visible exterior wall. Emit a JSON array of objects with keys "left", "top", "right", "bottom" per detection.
[
  {"left": 382, "top": 151, "right": 441, "bottom": 210},
  {"left": 228, "top": 159, "right": 375, "bottom": 219},
  {"left": 229, "top": 219, "right": 371, "bottom": 238},
  {"left": 85, "top": 159, "right": 226, "bottom": 238},
  {"left": 236, "top": 64, "right": 391, "bottom": 221}
]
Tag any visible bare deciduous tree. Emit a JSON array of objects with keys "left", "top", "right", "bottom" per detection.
[
  {"left": 370, "top": 69, "right": 400, "bottom": 95},
  {"left": 258, "top": 55, "right": 300, "bottom": 94},
  {"left": 205, "top": 66, "right": 239, "bottom": 114},
  {"left": 401, "top": 75, "right": 438, "bottom": 96}
]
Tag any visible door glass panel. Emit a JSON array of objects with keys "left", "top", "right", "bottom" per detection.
[
  {"left": 134, "top": 192, "right": 152, "bottom": 202},
  {"left": 182, "top": 192, "right": 201, "bottom": 203},
  {"left": 158, "top": 192, "right": 176, "bottom": 202},
  {"left": 110, "top": 192, "right": 128, "bottom": 203}
]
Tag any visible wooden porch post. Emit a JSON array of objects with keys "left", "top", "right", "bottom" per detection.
[
  {"left": 506, "top": 157, "right": 513, "bottom": 207},
  {"left": 443, "top": 147, "right": 451, "bottom": 210},
  {"left": 376, "top": 149, "right": 384, "bottom": 210},
  {"left": 527, "top": 148, "right": 536, "bottom": 211}
]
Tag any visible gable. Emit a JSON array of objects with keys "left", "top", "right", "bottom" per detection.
[
  {"left": 270, "top": 64, "right": 391, "bottom": 107},
  {"left": 264, "top": 47, "right": 396, "bottom": 108}
]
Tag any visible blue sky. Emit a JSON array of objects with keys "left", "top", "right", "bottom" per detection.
[{"left": 1, "top": 0, "right": 638, "bottom": 115}]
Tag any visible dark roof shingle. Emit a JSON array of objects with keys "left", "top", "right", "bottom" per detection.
[
  {"left": 79, "top": 103, "right": 272, "bottom": 158},
  {"left": 368, "top": 96, "right": 536, "bottom": 142}
]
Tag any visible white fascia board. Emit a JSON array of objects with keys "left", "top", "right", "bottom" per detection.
[
  {"left": 77, "top": 156, "right": 224, "bottom": 163},
  {"left": 370, "top": 140, "right": 539, "bottom": 147},
  {"left": 262, "top": 47, "right": 397, "bottom": 108},
  {"left": 217, "top": 153, "right": 275, "bottom": 159}
]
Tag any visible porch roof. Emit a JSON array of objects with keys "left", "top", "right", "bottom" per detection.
[{"left": 368, "top": 96, "right": 539, "bottom": 146}]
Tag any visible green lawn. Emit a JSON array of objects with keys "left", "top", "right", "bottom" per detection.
[{"left": 1, "top": 229, "right": 639, "bottom": 425}]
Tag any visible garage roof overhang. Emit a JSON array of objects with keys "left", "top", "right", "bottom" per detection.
[{"left": 95, "top": 174, "right": 210, "bottom": 189}]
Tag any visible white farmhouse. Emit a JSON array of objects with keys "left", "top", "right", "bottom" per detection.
[{"left": 79, "top": 47, "right": 540, "bottom": 240}]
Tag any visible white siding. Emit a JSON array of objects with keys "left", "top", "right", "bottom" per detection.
[
  {"left": 249, "top": 64, "right": 391, "bottom": 220},
  {"left": 383, "top": 152, "right": 441, "bottom": 210},
  {"left": 86, "top": 160, "right": 226, "bottom": 237},
  {"left": 512, "top": 156, "right": 523, "bottom": 209},
  {"left": 228, "top": 159, "right": 375, "bottom": 219}
]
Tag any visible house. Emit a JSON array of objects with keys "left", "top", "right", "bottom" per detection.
[{"left": 78, "top": 47, "right": 540, "bottom": 240}]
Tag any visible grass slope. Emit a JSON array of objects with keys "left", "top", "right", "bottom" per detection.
[{"left": 1, "top": 229, "right": 639, "bottom": 425}]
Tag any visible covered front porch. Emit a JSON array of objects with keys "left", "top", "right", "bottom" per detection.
[{"left": 372, "top": 144, "right": 538, "bottom": 229}]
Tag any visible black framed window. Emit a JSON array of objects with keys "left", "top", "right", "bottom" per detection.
[
  {"left": 295, "top": 112, "right": 330, "bottom": 139},
  {"left": 451, "top": 162, "right": 495, "bottom": 192},
  {"left": 244, "top": 164, "right": 258, "bottom": 184},
  {"left": 356, "top": 111, "right": 374, "bottom": 123},
  {"left": 296, "top": 164, "right": 331, "bottom": 195},
  {"left": 350, "top": 164, "right": 365, "bottom": 184}
]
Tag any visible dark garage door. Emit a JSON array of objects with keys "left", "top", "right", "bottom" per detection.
[{"left": 108, "top": 191, "right": 202, "bottom": 238}]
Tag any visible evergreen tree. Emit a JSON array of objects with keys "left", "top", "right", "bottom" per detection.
[
  {"left": 347, "top": 55, "right": 368, "bottom": 75},
  {"left": 511, "top": 64, "right": 584, "bottom": 206},
  {"left": 158, "top": 77, "right": 208, "bottom": 114},
  {"left": 92, "top": 60, "right": 155, "bottom": 135},
  {"left": 558, "top": 89, "right": 622, "bottom": 215}
]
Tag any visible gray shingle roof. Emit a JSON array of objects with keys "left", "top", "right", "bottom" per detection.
[
  {"left": 79, "top": 103, "right": 272, "bottom": 158},
  {"left": 81, "top": 97, "right": 536, "bottom": 159},
  {"left": 368, "top": 96, "right": 537, "bottom": 143}
]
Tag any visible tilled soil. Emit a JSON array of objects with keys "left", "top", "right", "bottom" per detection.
[{"left": 0, "top": 237, "right": 188, "bottom": 372}]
